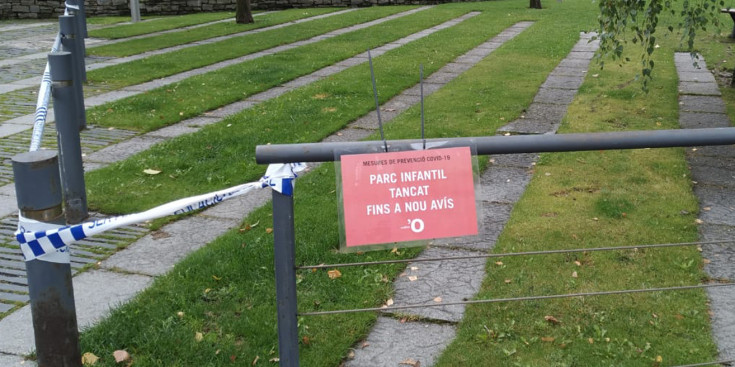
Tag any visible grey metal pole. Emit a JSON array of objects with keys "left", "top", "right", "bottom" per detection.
[
  {"left": 272, "top": 190, "right": 300, "bottom": 367},
  {"left": 65, "top": 0, "right": 87, "bottom": 81},
  {"left": 12, "top": 150, "right": 82, "bottom": 367},
  {"left": 130, "top": 0, "right": 141, "bottom": 23},
  {"left": 49, "top": 52, "right": 88, "bottom": 224},
  {"left": 255, "top": 127, "right": 735, "bottom": 164},
  {"left": 59, "top": 15, "right": 87, "bottom": 131}
]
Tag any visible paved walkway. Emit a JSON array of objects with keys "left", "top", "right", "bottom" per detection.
[{"left": 674, "top": 52, "right": 735, "bottom": 362}]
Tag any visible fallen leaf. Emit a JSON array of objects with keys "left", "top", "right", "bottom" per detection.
[
  {"left": 541, "top": 336, "right": 555, "bottom": 342},
  {"left": 327, "top": 269, "right": 342, "bottom": 279},
  {"left": 544, "top": 315, "right": 561, "bottom": 325},
  {"left": 312, "top": 93, "right": 329, "bottom": 100},
  {"left": 143, "top": 169, "right": 161, "bottom": 175},
  {"left": 82, "top": 352, "right": 99, "bottom": 365},
  {"left": 655, "top": 355, "right": 663, "bottom": 363},
  {"left": 695, "top": 219, "right": 704, "bottom": 224},
  {"left": 408, "top": 276, "right": 418, "bottom": 282},
  {"left": 195, "top": 332, "right": 204, "bottom": 342},
  {"left": 571, "top": 271, "right": 578, "bottom": 278},
  {"left": 399, "top": 358, "right": 421, "bottom": 366},
  {"left": 703, "top": 258, "right": 711, "bottom": 264},
  {"left": 410, "top": 266, "right": 419, "bottom": 271},
  {"left": 588, "top": 338, "right": 594, "bottom": 344},
  {"left": 113, "top": 350, "right": 130, "bottom": 363},
  {"left": 495, "top": 261, "right": 503, "bottom": 266},
  {"left": 361, "top": 342, "right": 370, "bottom": 348},
  {"left": 703, "top": 207, "right": 711, "bottom": 211},
  {"left": 433, "top": 297, "right": 442, "bottom": 303},
  {"left": 504, "top": 279, "right": 512, "bottom": 284},
  {"left": 302, "top": 336, "right": 310, "bottom": 345},
  {"left": 269, "top": 357, "right": 280, "bottom": 362},
  {"left": 386, "top": 298, "right": 394, "bottom": 306},
  {"left": 265, "top": 228, "right": 273, "bottom": 234},
  {"left": 212, "top": 275, "right": 222, "bottom": 281},
  {"left": 347, "top": 350, "right": 355, "bottom": 358},
  {"left": 251, "top": 355, "right": 258, "bottom": 364},
  {"left": 574, "top": 261, "right": 582, "bottom": 266},
  {"left": 177, "top": 311, "right": 184, "bottom": 318}
]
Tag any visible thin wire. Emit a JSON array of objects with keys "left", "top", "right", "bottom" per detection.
[
  {"left": 298, "top": 283, "right": 734, "bottom": 316},
  {"left": 420, "top": 64, "right": 425, "bottom": 150},
  {"left": 368, "top": 48, "right": 388, "bottom": 152},
  {"left": 297, "top": 240, "right": 733, "bottom": 270},
  {"left": 670, "top": 360, "right": 735, "bottom": 367}
]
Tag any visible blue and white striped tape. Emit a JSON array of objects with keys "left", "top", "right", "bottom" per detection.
[
  {"left": 29, "top": 33, "right": 61, "bottom": 152},
  {"left": 16, "top": 163, "right": 306, "bottom": 262}
]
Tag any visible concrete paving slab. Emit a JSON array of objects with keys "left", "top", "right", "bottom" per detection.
[
  {"left": 146, "top": 124, "right": 200, "bottom": 138},
  {"left": 200, "top": 189, "right": 271, "bottom": 221},
  {"left": 706, "top": 286, "right": 735, "bottom": 360},
  {"left": 454, "top": 54, "right": 485, "bottom": 65},
  {"left": 694, "top": 185, "right": 735, "bottom": 226},
  {"left": 385, "top": 246, "right": 487, "bottom": 322},
  {"left": 425, "top": 71, "right": 460, "bottom": 84},
  {"left": 0, "top": 194, "right": 18, "bottom": 218},
  {"left": 440, "top": 62, "right": 471, "bottom": 74},
  {"left": 247, "top": 86, "right": 290, "bottom": 102},
  {"left": 679, "top": 112, "right": 732, "bottom": 129},
  {"left": 687, "top": 145, "right": 735, "bottom": 159},
  {"left": 543, "top": 75, "right": 585, "bottom": 90},
  {"left": 203, "top": 101, "right": 256, "bottom": 118},
  {"left": 344, "top": 317, "right": 456, "bottom": 367},
  {"left": 567, "top": 51, "right": 596, "bottom": 60},
  {"left": 489, "top": 153, "right": 539, "bottom": 169},
  {"left": 522, "top": 102, "right": 569, "bottom": 122},
  {"left": 281, "top": 75, "right": 322, "bottom": 89},
  {"left": 533, "top": 87, "right": 578, "bottom": 105},
  {"left": 557, "top": 58, "right": 593, "bottom": 69},
  {"left": 84, "top": 136, "right": 163, "bottom": 164},
  {"left": 403, "top": 83, "right": 444, "bottom": 97},
  {"left": 433, "top": 202, "right": 513, "bottom": 251},
  {"left": 0, "top": 354, "right": 35, "bottom": 366},
  {"left": 552, "top": 66, "right": 589, "bottom": 77},
  {"left": 0, "top": 305, "right": 33, "bottom": 355},
  {"left": 679, "top": 71, "right": 717, "bottom": 83},
  {"left": 481, "top": 166, "right": 533, "bottom": 204},
  {"left": 679, "top": 81, "right": 722, "bottom": 96},
  {"left": 101, "top": 215, "right": 239, "bottom": 276},
  {"left": 0, "top": 184, "right": 16, "bottom": 196},
  {"left": 497, "top": 118, "right": 559, "bottom": 135},
  {"left": 679, "top": 95, "right": 726, "bottom": 113},
  {"left": 690, "top": 164, "right": 735, "bottom": 188},
  {"left": 0, "top": 123, "right": 32, "bottom": 139},
  {"left": 84, "top": 90, "right": 138, "bottom": 107}
]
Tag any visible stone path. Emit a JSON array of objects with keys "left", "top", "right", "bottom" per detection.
[
  {"left": 675, "top": 52, "right": 735, "bottom": 362},
  {"left": 345, "top": 32, "right": 599, "bottom": 367}
]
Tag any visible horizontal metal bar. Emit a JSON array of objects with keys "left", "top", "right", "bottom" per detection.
[
  {"left": 298, "top": 282, "right": 734, "bottom": 316},
  {"left": 256, "top": 127, "right": 735, "bottom": 164},
  {"left": 297, "top": 240, "right": 733, "bottom": 270}
]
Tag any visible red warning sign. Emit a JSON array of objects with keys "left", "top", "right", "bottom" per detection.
[{"left": 340, "top": 147, "right": 478, "bottom": 248}]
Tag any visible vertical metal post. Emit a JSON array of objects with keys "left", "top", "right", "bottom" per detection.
[
  {"left": 12, "top": 150, "right": 82, "bottom": 367},
  {"left": 65, "top": 0, "right": 87, "bottom": 82},
  {"left": 130, "top": 0, "right": 141, "bottom": 23},
  {"left": 59, "top": 15, "right": 87, "bottom": 131},
  {"left": 49, "top": 52, "right": 88, "bottom": 224},
  {"left": 272, "top": 190, "right": 300, "bottom": 367}
]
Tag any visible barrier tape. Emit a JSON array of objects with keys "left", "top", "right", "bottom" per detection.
[{"left": 15, "top": 163, "right": 306, "bottom": 262}]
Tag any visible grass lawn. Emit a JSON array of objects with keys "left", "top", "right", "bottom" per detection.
[
  {"left": 85, "top": 6, "right": 413, "bottom": 91},
  {"left": 86, "top": 8, "right": 341, "bottom": 57},
  {"left": 55, "top": 0, "right": 731, "bottom": 365},
  {"left": 88, "top": 11, "right": 236, "bottom": 39}
]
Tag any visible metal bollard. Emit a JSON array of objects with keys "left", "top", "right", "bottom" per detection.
[
  {"left": 272, "top": 190, "right": 300, "bottom": 367},
  {"left": 65, "top": 0, "right": 87, "bottom": 81},
  {"left": 12, "top": 150, "right": 82, "bottom": 367},
  {"left": 130, "top": 0, "right": 141, "bottom": 23},
  {"left": 49, "top": 51, "right": 89, "bottom": 224},
  {"left": 59, "top": 15, "right": 87, "bottom": 131}
]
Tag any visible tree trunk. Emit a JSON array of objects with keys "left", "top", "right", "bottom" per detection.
[
  {"left": 236, "top": 0, "right": 254, "bottom": 24},
  {"left": 530, "top": 0, "right": 542, "bottom": 9}
]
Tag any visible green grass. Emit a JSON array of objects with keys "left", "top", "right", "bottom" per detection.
[
  {"left": 71, "top": 0, "right": 725, "bottom": 365},
  {"left": 85, "top": 6, "right": 461, "bottom": 132},
  {"left": 85, "top": 6, "right": 413, "bottom": 91},
  {"left": 88, "top": 12, "right": 237, "bottom": 39},
  {"left": 86, "top": 8, "right": 341, "bottom": 57},
  {"left": 87, "top": 16, "right": 137, "bottom": 26},
  {"left": 433, "top": 10, "right": 720, "bottom": 367}
]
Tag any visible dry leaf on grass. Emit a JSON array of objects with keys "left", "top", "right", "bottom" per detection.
[
  {"left": 195, "top": 332, "right": 204, "bottom": 342},
  {"left": 82, "top": 352, "right": 99, "bottom": 365},
  {"left": 544, "top": 315, "right": 561, "bottom": 325},
  {"left": 327, "top": 269, "right": 342, "bottom": 279},
  {"left": 143, "top": 169, "right": 161, "bottom": 175},
  {"left": 113, "top": 350, "right": 130, "bottom": 363},
  {"left": 541, "top": 336, "right": 555, "bottom": 342}
]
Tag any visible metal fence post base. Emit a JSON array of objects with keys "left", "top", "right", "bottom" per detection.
[{"left": 272, "top": 190, "right": 300, "bottom": 367}]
